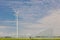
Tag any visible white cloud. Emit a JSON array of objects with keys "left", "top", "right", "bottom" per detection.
[
  {"left": 0, "top": 26, "right": 10, "bottom": 29},
  {"left": 37, "top": 9, "right": 60, "bottom": 36},
  {"left": 0, "top": 32, "right": 16, "bottom": 37},
  {"left": 19, "top": 22, "right": 47, "bottom": 29},
  {"left": 19, "top": 22, "right": 49, "bottom": 36},
  {"left": 0, "top": 26, "right": 7, "bottom": 28},
  {"left": 0, "top": 32, "right": 4, "bottom": 36},
  {"left": 0, "top": 26, "right": 16, "bottom": 37},
  {"left": 30, "top": 0, "right": 43, "bottom": 2},
  {"left": 19, "top": 9, "right": 60, "bottom": 36},
  {"left": 0, "top": 26, "right": 15, "bottom": 29},
  {"left": 0, "top": 32, "right": 9, "bottom": 37},
  {"left": 9, "top": 0, "right": 60, "bottom": 36}
]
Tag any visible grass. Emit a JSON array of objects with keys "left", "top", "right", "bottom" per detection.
[
  {"left": 0, "top": 38, "right": 19, "bottom": 40},
  {"left": 0, "top": 38, "right": 60, "bottom": 40}
]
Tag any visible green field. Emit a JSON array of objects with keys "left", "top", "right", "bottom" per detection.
[{"left": 0, "top": 38, "right": 60, "bottom": 40}]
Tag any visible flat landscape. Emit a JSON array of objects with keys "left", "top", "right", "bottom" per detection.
[{"left": 0, "top": 38, "right": 60, "bottom": 40}]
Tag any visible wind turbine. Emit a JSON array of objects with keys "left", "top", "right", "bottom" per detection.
[
  {"left": 13, "top": 8, "right": 19, "bottom": 38},
  {"left": 16, "top": 12, "right": 19, "bottom": 38}
]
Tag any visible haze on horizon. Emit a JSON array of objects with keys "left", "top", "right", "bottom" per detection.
[{"left": 0, "top": 0, "right": 60, "bottom": 37}]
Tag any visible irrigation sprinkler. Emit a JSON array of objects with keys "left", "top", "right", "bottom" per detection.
[{"left": 27, "top": 33, "right": 32, "bottom": 40}]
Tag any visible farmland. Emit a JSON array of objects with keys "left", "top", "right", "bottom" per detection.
[{"left": 0, "top": 38, "right": 60, "bottom": 40}]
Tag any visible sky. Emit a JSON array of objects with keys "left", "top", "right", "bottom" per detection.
[{"left": 0, "top": 0, "right": 60, "bottom": 37}]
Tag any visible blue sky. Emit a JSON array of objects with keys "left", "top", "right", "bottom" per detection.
[
  {"left": 0, "top": 0, "right": 16, "bottom": 37},
  {"left": 0, "top": 0, "right": 60, "bottom": 37}
]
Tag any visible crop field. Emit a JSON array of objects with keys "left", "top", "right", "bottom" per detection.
[{"left": 0, "top": 38, "right": 60, "bottom": 40}]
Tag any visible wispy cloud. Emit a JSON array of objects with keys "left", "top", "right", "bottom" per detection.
[
  {"left": 7, "top": 0, "right": 60, "bottom": 36},
  {"left": 0, "top": 21, "right": 16, "bottom": 37},
  {"left": 0, "top": 26, "right": 16, "bottom": 37},
  {"left": 37, "top": 9, "right": 60, "bottom": 36}
]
